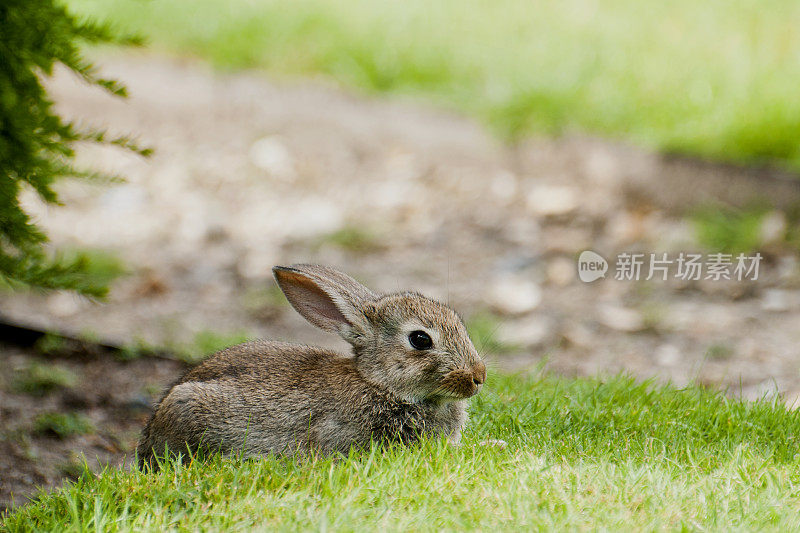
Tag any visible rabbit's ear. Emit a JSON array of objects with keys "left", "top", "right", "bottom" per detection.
[{"left": 273, "top": 264, "right": 376, "bottom": 344}]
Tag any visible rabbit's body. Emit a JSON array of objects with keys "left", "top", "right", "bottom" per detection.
[
  {"left": 137, "top": 265, "right": 484, "bottom": 469},
  {"left": 137, "top": 340, "right": 466, "bottom": 465}
]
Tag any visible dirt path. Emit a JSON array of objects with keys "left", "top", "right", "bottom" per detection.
[{"left": 2, "top": 52, "right": 800, "bottom": 510}]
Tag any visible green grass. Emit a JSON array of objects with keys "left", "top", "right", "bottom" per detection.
[
  {"left": 4, "top": 373, "right": 800, "bottom": 530},
  {"left": 176, "top": 329, "right": 255, "bottom": 364},
  {"left": 115, "top": 330, "right": 256, "bottom": 363},
  {"left": 32, "top": 412, "right": 95, "bottom": 439},
  {"left": 692, "top": 206, "right": 771, "bottom": 253},
  {"left": 65, "top": 0, "right": 800, "bottom": 168},
  {"left": 12, "top": 362, "right": 77, "bottom": 396},
  {"left": 314, "top": 226, "right": 385, "bottom": 253}
]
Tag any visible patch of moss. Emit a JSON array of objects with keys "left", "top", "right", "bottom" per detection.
[
  {"left": 33, "top": 412, "right": 94, "bottom": 439},
  {"left": 315, "top": 226, "right": 384, "bottom": 253},
  {"left": 12, "top": 363, "right": 77, "bottom": 396}
]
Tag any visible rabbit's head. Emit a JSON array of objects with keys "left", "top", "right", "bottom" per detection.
[{"left": 273, "top": 264, "right": 486, "bottom": 403}]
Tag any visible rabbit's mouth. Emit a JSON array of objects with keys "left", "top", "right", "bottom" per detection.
[{"left": 437, "top": 365, "right": 486, "bottom": 399}]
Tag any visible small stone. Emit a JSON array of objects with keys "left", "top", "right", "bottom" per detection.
[
  {"left": 489, "top": 171, "right": 518, "bottom": 202},
  {"left": 497, "top": 315, "right": 552, "bottom": 347},
  {"left": 546, "top": 257, "right": 576, "bottom": 286},
  {"left": 485, "top": 278, "right": 542, "bottom": 315},
  {"left": 776, "top": 255, "right": 799, "bottom": 283},
  {"left": 99, "top": 184, "right": 147, "bottom": 212},
  {"left": 760, "top": 211, "right": 787, "bottom": 244},
  {"left": 761, "top": 289, "right": 799, "bottom": 312},
  {"left": 541, "top": 227, "right": 592, "bottom": 255},
  {"left": 655, "top": 344, "right": 681, "bottom": 366},
  {"left": 655, "top": 220, "right": 696, "bottom": 251},
  {"left": 525, "top": 185, "right": 578, "bottom": 217},
  {"left": 501, "top": 218, "right": 541, "bottom": 247},
  {"left": 367, "top": 180, "right": 421, "bottom": 209},
  {"left": 249, "top": 136, "right": 295, "bottom": 181},
  {"left": 282, "top": 197, "right": 345, "bottom": 240},
  {"left": 384, "top": 151, "right": 421, "bottom": 182},
  {"left": 237, "top": 247, "right": 279, "bottom": 281},
  {"left": 606, "top": 210, "right": 653, "bottom": 247},
  {"left": 46, "top": 291, "right": 83, "bottom": 317},
  {"left": 583, "top": 146, "right": 621, "bottom": 186},
  {"left": 561, "top": 322, "right": 594, "bottom": 348},
  {"left": 597, "top": 305, "right": 645, "bottom": 332}
]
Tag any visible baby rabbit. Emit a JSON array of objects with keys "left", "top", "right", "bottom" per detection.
[{"left": 137, "top": 264, "right": 486, "bottom": 470}]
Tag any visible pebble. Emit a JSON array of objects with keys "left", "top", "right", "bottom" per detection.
[
  {"left": 541, "top": 227, "right": 592, "bottom": 255},
  {"left": 525, "top": 185, "right": 578, "bottom": 217},
  {"left": 485, "top": 277, "right": 542, "bottom": 315},
  {"left": 284, "top": 197, "right": 345, "bottom": 239},
  {"left": 561, "top": 322, "right": 595, "bottom": 348},
  {"left": 237, "top": 247, "right": 280, "bottom": 281},
  {"left": 230, "top": 196, "right": 345, "bottom": 243},
  {"left": 597, "top": 304, "right": 645, "bottom": 332},
  {"left": 489, "top": 171, "right": 518, "bottom": 202},
  {"left": 367, "top": 180, "right": 422, "bottom": 210},
  {"left": 776, "top": 255, "right": 800, "bottom": 283},
  {"left": 46, "top": 291, "right": 84, "bottom": 317},
  {"left": 605, "top": 210, "right": 651, "bottom": 246},
  {"left": 655, "top": 344, "right": 681, "bottom": 366},
  {"left": 497, "top": 315, "right": 552, "bottom": 347},
  {"left": 583, "top": 146, "right": 622, "bottom": 186},
  {"left": 759, "top": 211, "right": 787, "bottom": 244},
  {"left": 501, "top": 218, "right": 542, "bottom": 247},
  {"left": 384, "top": 150, "right": 422, "bottom": 182},
  {"left": 761, "top": 289, "right": 799, "bottom": 312},
  {"left": 654, "top": 220, "right": 696, "bottom": 251},
  {"left": 99, "top": 184, "right": 147, "bottom": 212},
  {"left": 546, "top": 257, "right": 576, "bottom": 286},
  {"left": 249, "top": 135, "right": 295, "bottom": 181}
]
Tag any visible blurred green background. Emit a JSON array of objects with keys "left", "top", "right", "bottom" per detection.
[{"left": 67, "top": 0, "right": 800, "bottom": 168}]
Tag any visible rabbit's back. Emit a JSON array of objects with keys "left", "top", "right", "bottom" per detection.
[
  {"left": 137, "top": 340, "right": 464, "bottom": 468},
  {"left": 138, "top": 341, "right": 358, "bottom": 463}
]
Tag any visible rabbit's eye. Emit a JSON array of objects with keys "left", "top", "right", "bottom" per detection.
[{"left": 408, "top": 330, "right": 433, "bottom": 350}]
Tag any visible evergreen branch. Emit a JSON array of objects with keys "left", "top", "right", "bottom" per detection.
[{"left": 0, "top": 0, "right": 146, "bottom": 297}]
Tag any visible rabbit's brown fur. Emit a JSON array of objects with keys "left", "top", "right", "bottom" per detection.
[{"left": 137, "top": 265, "right": 485, "bottom": 469}]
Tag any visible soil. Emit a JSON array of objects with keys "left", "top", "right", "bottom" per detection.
[
  {"left": 2, "top": 52, "right": 800, "bottom": 512},
  {"left": 0, "top": 343, "right": 184, "bottom": 510}
]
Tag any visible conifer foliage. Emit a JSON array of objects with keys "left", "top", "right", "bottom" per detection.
[{"left": 0, "top": 0, "right": 147, "bottom": 297}]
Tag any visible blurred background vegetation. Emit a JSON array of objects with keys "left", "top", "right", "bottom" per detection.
[
  {"left": 5, "top": 0, "right": 798, "bottom": 295},
  {"left": 67, "top": 0, "right": 800, "bottom": 168}
]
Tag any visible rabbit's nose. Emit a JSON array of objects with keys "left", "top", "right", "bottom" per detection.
[{"left": 472, "top": 361, "right": 486, "bottom": 385}]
